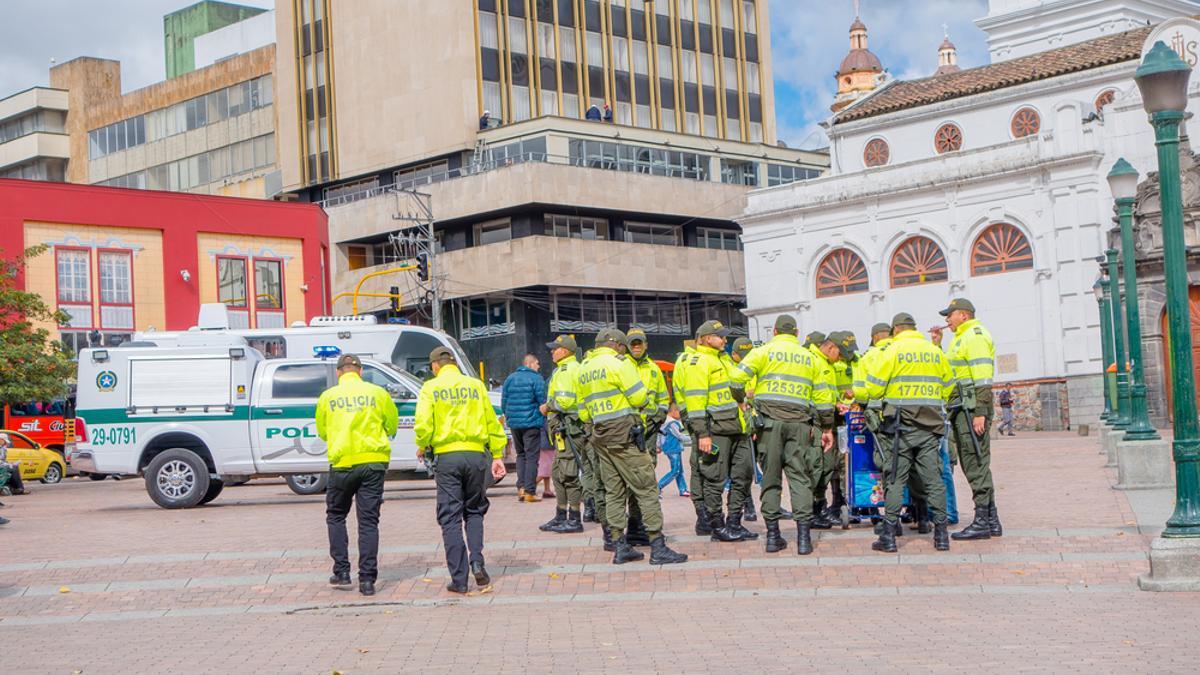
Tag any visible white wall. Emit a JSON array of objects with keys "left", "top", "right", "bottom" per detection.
[{"left": 194, "top": 10, "right": 276, "bottom": 70}]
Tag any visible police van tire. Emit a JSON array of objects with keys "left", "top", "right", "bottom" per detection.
[
  {"left": 88, "top": 473, "right": 108, "bottom": 481},
  {"left": 200, "top": 480, "right": 225, "bottom": 505},
  {"left": 145, "top": 449, "right": 212, "bottom": 509},
  {"left": 286, "top": 473, "right": 328, "bottom": 495}
]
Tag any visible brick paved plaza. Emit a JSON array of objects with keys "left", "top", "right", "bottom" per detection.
[{"left": 3, "top": 432, "right": 1198, "bottom": 673}]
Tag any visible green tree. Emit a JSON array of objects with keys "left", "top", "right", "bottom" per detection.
[{"left": 0, "top": 245, "right": 75, "bottom": 406}]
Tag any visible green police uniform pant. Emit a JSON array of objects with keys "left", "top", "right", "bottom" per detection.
[
  {"left": 813, "top": 436, "right": 837, "bottom": 504},
  {"left": 551, "top": 430, "right": 585, "bottom": 510},
  {"left": 596, "top": 442, "right": 664, "bottom": 537},
  {"left": 879, "top": 428, "right": 948, "bottom": 526},
  {"left": 689, "top": 442, "right": 707, "bottom": 510},
  {"left": 950, "top": 410, "right": 995, "bottom": 509},
  {"left": 582, "top": 438, "right": 605, "bottom": 524},
  {"left": 757, "top": 418, "right": 821, "bottom": 523},
  {"left": 699, "top": 434, "right": 752, "bottom": 519}
]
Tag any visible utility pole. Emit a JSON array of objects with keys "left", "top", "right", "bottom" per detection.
[{"left": 390, "top": 188, "right": 441, "bottom": 330}]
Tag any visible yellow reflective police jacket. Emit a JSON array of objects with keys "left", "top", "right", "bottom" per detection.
[
  {"left": 864, "top": 329, "right": 953, "bottom": 430},
  {"left": 680, "top": 345, "right": 747, "bottom": 437},
  {"left": 809, "top": 344, "right": 838, "bottom": 430},
  {"left": 673, "top": 346, "right": 695, "bottom": 416},
  {"left": 316, "top": 372, "right": 400, "bottom": 469},
  {"left": 414, "top": 364, "right": 508, "bottom": 458},
  {"left": 853, "top": 337, "right": 893, "bottom": 404},
  {"left": 575, "top": 347, "right": 648, "bottom": 426},
  {"left": 547, "top": 354, "right": 581, "bottom": 417},
  {"left": 946, "top": 318, "right": 996, "bottom": 410},
  {"left": 632, "top": 355, "right": 669, "bottom": 422},
  {"left": 729, "top": 333, "right": 814, "bottom": 421}
]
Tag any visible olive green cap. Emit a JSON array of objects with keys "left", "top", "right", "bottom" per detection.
[
  {"left": 732, "top": 337, "right": 754, "bottom": 355},
  {"left": 803, "top": 331, "right": 826, "bottom": 347},
  {"left": 826, "top": 330, "right": 857, "bottom": 360},
  {"left": 871, "top": 322, "right": 892, "bottom": 337},
  {"left": 891, "top": 312, "right": 917, "bottom": 329},
  {"left": 774, "top": 314, "right": 798, "bottom": 334},
  {"left": 546, "top": 335, "right": 578, "bottom": 352},
  {"left": 939, "top": 298, "right": 976, "bottom": 316},
  {"left": 626, "top": 328, "right": 648, "bottom": 344},
  {"left": 427, "top": 347, "right": 454, "bottom": 363},
  {"left": 696, "top": 319, "right": 732, "bottom": 338},
  {"left": 595, "top": 327, "right": 628, "bottom": 347},
  {"left": 336, "top": 354, "right": 362, "bottom": 369}
]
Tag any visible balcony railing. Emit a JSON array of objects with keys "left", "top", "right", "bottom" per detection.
[{"left": 319, "top": 151, "right": 709, "bottom": 209}]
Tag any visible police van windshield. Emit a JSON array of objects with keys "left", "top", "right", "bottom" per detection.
[{"left": 391, "top": 333, "right": 475, "bottom": 380}]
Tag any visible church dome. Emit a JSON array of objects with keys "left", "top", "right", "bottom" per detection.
[{"left": 839, "top": 49, "right": 883, "bottom": 75}]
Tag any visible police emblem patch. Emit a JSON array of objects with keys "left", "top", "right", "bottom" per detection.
[{"left": 96, "top": 370, "right": 118, "bottom": 392}]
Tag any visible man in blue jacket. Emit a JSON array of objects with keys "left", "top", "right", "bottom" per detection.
[{"left": 502, "top": 353, "right": 547, "bottom": 502}]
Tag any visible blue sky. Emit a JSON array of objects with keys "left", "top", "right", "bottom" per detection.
[{"left": 770, "top": 0, "right": 992, "bottom": 148}]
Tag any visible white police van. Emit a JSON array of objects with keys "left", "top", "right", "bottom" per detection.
[{"left": 72, "top": 334, "right": 446, "bottom": 509}]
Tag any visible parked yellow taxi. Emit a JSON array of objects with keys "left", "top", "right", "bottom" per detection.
[{"left": 2, "top": 429, "right": 67, "bottom": 484}]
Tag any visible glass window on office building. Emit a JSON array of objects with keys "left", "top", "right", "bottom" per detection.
[
  {"left": 698, "top": 227, "right": 742, "bottom": 251},
  {"left": 475, "top": 218, "right": 513, "bottom": 246},
  {"left": 217, "top": 257, "right": 248, "bottom": 308},
  {"left": 546, "top": 214, "right": 608, "bottom": 240},
  {"left": 623, "top": 222, "right": 681, "bottom": 246},
  {"left": 767, "top": 163, "right": 819, "bottom": 187}
]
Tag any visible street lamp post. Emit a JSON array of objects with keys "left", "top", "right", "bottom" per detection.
[
  {"left": 1135, "top": 41, "right": 1200, "bottom": 539},
  {"left": 1107, "top": 159, "right": 1162, "bottom": 441},
  {"left": 1106, "top": 248, "right": 1132, "bottom": 429},
  {"left": 1094, "top": 276, "right": 1115, "bottom": 423}
]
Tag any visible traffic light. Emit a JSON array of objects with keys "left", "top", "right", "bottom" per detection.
[
  {"left": 416, "top": 251, "right": 430, "bottom": 281},
  {"left": 389, "top": 286, "right": 401, "bottom": 312}
]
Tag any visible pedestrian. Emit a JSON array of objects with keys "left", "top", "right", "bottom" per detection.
[
  {"left": 0, "top": 432, "right": 29, "bottom": 497},
  {"left": 657, "top": 404, "right": 690, "bottom": 497},
  {"left": 536, "top": 424, "right": 555, "bottom": 499},
  {"left": 539, "top": 334, "right": 586, "bottom": 533},
  {"left": 415, "top": 346, "right": 509, "bottom": 594},
  {"left": 681, "top": 320, "right": 757, "bottom": 543},
  {"left": 864, "top": 313, "right": 952, "bottom": 553},
  {"left": 997, "top": 386, "right": 1016, "bottom": 436},
  {"left": 501, "top": 353, "right": 547, "bottom": 503},
  {"left": 586, "top": 104, "right": 602, "bottom": 121},
  {"left": 315, "top": 354, "right": 399, "bottom": 596},
  {"left": 931, "top": 298, "right": 1003, "bottom": 541},
  {"left": 577, "top": 328, "right": 687, "bottom": 565},
  {"left": 729, "top": 315, "right": 823, "bottom": 554},
  {"left": 479, "top": 110, "right": 491, "bottom": 130},
  {"left": 603, "top": 103, "right": 613, "bottom": 122},
  {"left": 624, "top": 328, "right": 670, "bottom": 546}
]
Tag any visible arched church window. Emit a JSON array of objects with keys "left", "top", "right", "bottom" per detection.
[
  {"left": 890, "top": 236, "right": 948, "bottom": 287},
  {"left": 971, "top": 223, "right": 1033, "bottom": 276},
  {"left": 816, "top": 249, "right": 869, "bottom": 297},
  {"left": 934, "top": 123, "right": 963, "bottom": 154},
  {"left": 1094, "top": 89, "right": 1116, "bottom": 112}
]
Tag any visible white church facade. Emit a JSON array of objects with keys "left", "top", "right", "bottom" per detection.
[{"left": 739, "top": 0, "right": 1200, "bottom": 429}]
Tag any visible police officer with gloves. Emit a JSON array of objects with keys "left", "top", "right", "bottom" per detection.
[
  {"left": 316, "top": 354, "right": 400, "bottom": 596},
  {"left": 539, "top": 335, "right": 586, "bottom": 534},
  {"left": 414, "top": 347, "right": 509, "bottom": 594},
  {"left": 863, "top": 313, "right": 953, "bottom": 553}
]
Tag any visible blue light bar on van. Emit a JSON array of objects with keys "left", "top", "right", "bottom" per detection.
[{"left": 313, "top": 346, "right": 342, "bottom": 359}]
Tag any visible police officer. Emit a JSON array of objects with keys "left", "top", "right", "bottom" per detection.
[
  {"left": 682, "top": 320, "right": 757, "bottom": 542},
  {"left": 625, "top": 329, "right": 669, "bottom": 546},
  {"left": 826, "top": 332, "right": 859, "bottom": 523},
  {"left": 729, "top": 315, "right": 822, "bottom": 555},
  {"left": 577, "top": 328, "right": 687, "bottom": 565},
  {"left": 808, "top": 333, "right": 844, "bottom": 529},
  {"left": 316, "top": 354, "right": 400, "bottom": 596},
  {"left": 414, "top": 347, "right": 509, "bottom": 594},
  {"left": 539, "top": 335, "right": 586, "bottom": 534},
  {"left": 852, "top": 323, "right": 894, "bottom": 404},
  {"left": 577, "top": 341, "right": 610, "bottom": 543},
  {"left": 864, "top": 313, "right": 952, "bottom": 553},
  {"left": 674, "top": 338, "right": 711, "bottom": 535},
  {"left": 931, "top": 298, "right": 1002, "bottom": 541},
  {"left": 730, "top": 337, "right": 760, "bottom": 523}
]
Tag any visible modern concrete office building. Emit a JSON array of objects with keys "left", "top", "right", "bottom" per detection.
[
  {"left": 273, "top": 0, "right": 827, "bottom": 374},
  {"left": 0, "top": 87, "right": 70, "bottom": 182}
]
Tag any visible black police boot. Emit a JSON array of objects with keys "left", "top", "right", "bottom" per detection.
[
  {"left": 988, "top": 502, "right": 1003, "bottom": 537},
  {"left": 359, "top": 579, "right": 376, "bottom": 596},
  {"left": 602, "top": 526, "right": 617, "bottom": 552},
  {"left": 951, "top": 506, "right": 993, "bottom": 541},
  {"left": 694, "top": 503, "right": 713, "bottom": 536},
  {"left": 626, "top": 515, "right": 651, "bottom": 547},
  {"left": 871, "top": 520, "right": 898, "bottom": 553},
  {"left": 811, "top": 500, "right": 834, "bottom": 529},
  {"left": 329, "top": 573, "right": 352, "bottom": 587},
  {"left": 710, "top": 511, "right": 741, "bottom": 542},
  {"left": 916, "top": 502, "right": 932, "bottom": 534},
  {"left": 649, "top": 536, "right": 688, "bottom": 565},
  {"left": 933, "top": 523, "right": 950, "bottom": 551},
  {"left": 734, "top": 516, "right": 759, "bottom": 540},
  {"left": 796, "top": 521, "right": 814, "bottom": 556},
  {"left": 612, "top": 535, "right": 645, "bottom": 564},
  {"left": 539, "top": 508, "right": 567, "bottom": 532},
  {"left": 764, "top": 519, "right": 787, "bottom": 553},
  {"left": 744, "top": 495, "right": 758, "bottom": 522},
  {"left": 583, "top": 497, "right": 598, "bottom": 523},
  {"left": 471, "top": 561, "right": 491, "bottom": 586},
  {"left": 553, "top": 509, "right": 584, "bottom": 533}
]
